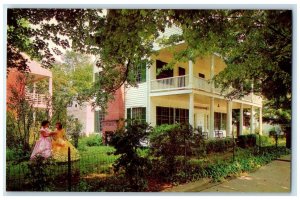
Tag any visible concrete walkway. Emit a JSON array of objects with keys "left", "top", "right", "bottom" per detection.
[{"left": 164, "top": 154, "right": 291, "bottom": 192}]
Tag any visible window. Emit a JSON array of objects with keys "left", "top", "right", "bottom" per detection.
[
  {"left": 156, "top": 106, "right": 189, "bottom": 125},
  {"left": 99, "top": 110, "right": 105, "bottom": 131},
  {"left": 95, "top": 110, "right": 105, "bottom": 132},
  {"left": 214, "top": 112, "right": 227, "bottom": 130},
  {"left": 156, "top": 60, "right": 173, "bottom": 79},
  {"left": 135, "top": 60, "right": 147, "bottom": 83},
  {"left": 175, "top": 108, "right": 189, "bottom": 124},
  {"left": 127, "top": 107, "right": 146, "bottom": 122},
  {"left": 199, "top": 73, "right": 205, "bottom": 79}
]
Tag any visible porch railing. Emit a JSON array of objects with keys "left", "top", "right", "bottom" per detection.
[
  {"left": 150, "top": 75, "right": 188, "bottom": 91},
  {"left": 150, "top": 75, "right": 262, "bottom": 104},
  {"left": 25, "top": 92, "right": 48, "bottom": 106}
]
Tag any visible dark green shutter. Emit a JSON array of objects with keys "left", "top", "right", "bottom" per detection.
[
  {"left": 94, "top": 111, "right": 100, "bottom": 132},
  {"left": 127, "top": 108, "right": 131, "bottom": 120},
  {"left": 141, "top": 60, "right": 146, "bottom": 83},
  {"left": 141, "top": 107, "right": 146, "bottom": 122}
]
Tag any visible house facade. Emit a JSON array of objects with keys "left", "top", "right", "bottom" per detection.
[
  {"left": 94, "top": 26, "right": 263, "bottom": 138},
  {"left": 124, "top": 44, "right": 263, "bottom": 138},
  {"left": 67, "top": 100, "right": 95, "bottom": 135},
  {"left": 7, "top": 54, "right": 53, "bottom": 118}
]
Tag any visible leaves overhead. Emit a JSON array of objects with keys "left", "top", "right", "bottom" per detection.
[{"left": 8, "top": 9, "right": 292, "bottom": 112}]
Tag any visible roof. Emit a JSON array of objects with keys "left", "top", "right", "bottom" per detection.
[{"left": 21, "top": 53, "right": 52, "bottom": 81}]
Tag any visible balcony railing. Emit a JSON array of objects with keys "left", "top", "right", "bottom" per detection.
[
  {"left": 151, "top": 75, "right": 188, "bottom": 91},
  {"left": 150, "top": 75, "right": 262, "bottom": 105},
  {"left": 25, "top": 92, "right": 48, "bottom": 107}
]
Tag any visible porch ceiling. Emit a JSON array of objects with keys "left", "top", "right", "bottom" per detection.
[
  {"left": 153, "top": 43, "right": 226, "bottom": 77},
  {"left": 151, "top": 93, "right": 254, "bottom": 111}
]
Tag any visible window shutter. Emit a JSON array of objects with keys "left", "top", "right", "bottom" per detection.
[
  {"left": 141, "top": 60, "right": 147, "bottom": 83},
  {"left": 127, "top": 108, "right": 131, "bottom": 120}
]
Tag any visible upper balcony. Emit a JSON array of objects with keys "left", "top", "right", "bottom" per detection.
[
  {"left": 150, "top": 75, "right": 262, "bottom": 105},
  {"left": 25, "top": 90, "right": 49, "bottom": 108}
]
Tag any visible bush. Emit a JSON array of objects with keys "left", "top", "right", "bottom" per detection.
[
  {"left": 150, "top": 124, "right": 194, "bottom": 180},
  {"left": 110, "top": 120, "right": 152, "bottom": 191},
  {"left": 237, "top": 134, "right": 257, "bottom": 148},
  {"left": 187, "top": 146, "right": 289, "bottom": 182},
  {"left": 26, "top": 156, "right": 57, "bottom": 191},
  {"left": 86, "top": 134, "right": 103, "bottom": 147},
  {"left": 6, "top": 146, "right": 30, "bottom": 162},
  {"left": 257, "top": 135, "right": 275, "bottom": 147},
  {"left": 205, "top": 138, "right": 234, "bottom": 154}
]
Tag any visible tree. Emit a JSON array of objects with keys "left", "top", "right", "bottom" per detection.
[
  {"left": 8, "top": 9, "right": 292, "bottom": 113},
  {"left": 51, "top": 51, "right": 93, "bottom": 125},
  {"left": 7, "top": 9, "right": 99, "bottom": 72},
  {"left": 7, "top": 73, "right": 34, "bottom": 153}
]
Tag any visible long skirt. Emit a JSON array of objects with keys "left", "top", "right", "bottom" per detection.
[{"left": 30, "top": 136, "right": 52, "bottom": 160}]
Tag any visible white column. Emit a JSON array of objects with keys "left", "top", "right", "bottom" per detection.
[
  {"left": 239, "top": 103, "right": 244, "bottom": 136},
  {"left": 189, "top": 93, "right": 194, "bottom": 127},
  {"left": 226, "top": 101, "right": 232, "bottom": 137},
  {"left": 188, "top": 60, "right": 193, "bottom": 88},
  {"left": 259, "top": 106, "right": 263, "bottom": 135},
  {"left": 146, "top": 64, "right": 151, "bottom": 124},
  {"left": 251, "top": 81, "right": 254, "bottom": 103},
  {"left": 33, "top": 82, "right": 36, "bottom": 97},
  {"left": 250, "top": 105, "right": 254, "bottom": 134},
  {"left": 209, "top": 97, "right": 214, "bottom": 138},
  {"left": 210, "top": 54, "right": 215, "bottom": 92},
  {"left": 49, "top": 77, "right": 53, "bottom": 96}
]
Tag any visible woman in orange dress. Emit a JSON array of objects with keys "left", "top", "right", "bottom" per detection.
[{"left": 52, "top": 122, "right": 80, "bottom": 162}]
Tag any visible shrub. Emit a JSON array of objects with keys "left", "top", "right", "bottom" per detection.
[
  {"left": 205, "top": 138, "right": 234, "bottom": 154},
  {"left": 26, "top": 156, "right": 57, "bottom": 191},
  {"left": 237, "top": 134, "right": 257, "bottom": 148},
  {"left": 6, "top": 145, "right": 31, "bottom": 162},
  {"left": 187, "top": 146, "right": 289, "bottom": 182},
  {"left": 150, "top": 124, "right": 194, "bottom": 180},
  {"left": 110, "top": 120, "right": 152, "bottom": 191},
  {"left": 257, "top": 135, "right": 275, "bottom": 147},
  {"left": 86, "top": 134, "right": 103, "bottom": 147}
]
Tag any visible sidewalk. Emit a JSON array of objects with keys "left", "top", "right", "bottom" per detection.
[{"left": 164, "top": 154, "right": 291, "bottom": 192}]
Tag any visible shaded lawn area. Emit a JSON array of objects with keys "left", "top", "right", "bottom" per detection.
[{"left": 6, "top": 145, "right": 119, "bottom": 191}]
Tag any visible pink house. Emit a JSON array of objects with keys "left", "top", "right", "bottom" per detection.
[
  {"left": 7, "top": 54, "right": 53, "bottom": 117},
  {"left": 101, "top": 86, "right": 125, "bottom": 143}
]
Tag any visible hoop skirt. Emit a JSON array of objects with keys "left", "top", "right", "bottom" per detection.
[
  {"left": 30, "top": 128, "right": 52, "bottom": 160},
  {"left": 52, "top": 129, "right": 80, "bottom": 162}
]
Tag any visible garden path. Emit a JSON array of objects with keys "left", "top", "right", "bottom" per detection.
[{"left": 164, "top": 154, "right": 291, "bottom": 193}]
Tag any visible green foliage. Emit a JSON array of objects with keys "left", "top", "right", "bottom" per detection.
[
  {"left": 6, "top": 74, "right": 42, "bottom": 153},
  {"left": 26, "top": 156, "right": 57, "bottom": 191},
  {"left": 84, "top": 134, "right": 103, "bottom": 147},
  {"left": 205, "top": 138, "right": 234, "bottom": 154},
  {"left": 51, "top": 51, "right": 94, "bottom": 125},
  {"left": 237, "top": 134, "right": 257, "bottom": 148},
  {"left": 187, "top": 147, "right": 289, "bottom": 182},
  {"left": 110, "top": 120, "right": 152, "bottom": 191},
  {"left": 150, "top": 124, "right": 194, "bottom": 180},
  {"left": 66, "top": 116, "right": 83, "bottom": 148}
]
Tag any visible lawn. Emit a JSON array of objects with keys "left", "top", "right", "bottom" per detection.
[{"left": 6, "top": 134, "right": 288, "bottom": 191}]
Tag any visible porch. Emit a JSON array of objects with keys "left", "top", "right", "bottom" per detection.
[
  {"left": 150, "top": 75, "right": 262, "bottom": 106},
  {"left": 148, "top": 93, "right": 263, "bottom": 139},
  {"left": 23, "top": 53, "right": 53, "bottom": 111}
]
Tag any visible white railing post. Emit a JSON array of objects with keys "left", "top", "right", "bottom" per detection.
[{"left": 189, "top": 60, "right": 193, "bottom": 89}]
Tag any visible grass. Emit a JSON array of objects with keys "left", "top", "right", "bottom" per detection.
[{"left": 6, "top": 135, "right": 288, "bottom": 191}]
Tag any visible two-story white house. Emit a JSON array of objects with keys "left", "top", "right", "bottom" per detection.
[{"left": 125, "top": 27, "right": 263, "bottom": 138}]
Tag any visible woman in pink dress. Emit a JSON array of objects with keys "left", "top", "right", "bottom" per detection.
[{"left": 30, "top": 120, "right": 55, "bottom": 160}]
